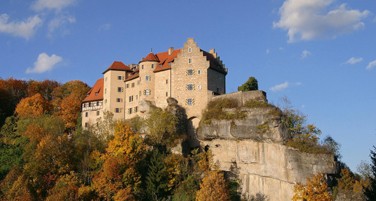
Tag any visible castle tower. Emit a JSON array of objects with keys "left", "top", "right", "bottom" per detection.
[
  {"left": 138, "top": 52, "right": 159, "bottom": 103},
  {"left": 102, "top": 61, "right": 131, "bottom": 120}
]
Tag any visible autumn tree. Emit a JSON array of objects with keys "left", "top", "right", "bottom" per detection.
[
  {"left": 15, "top": 93, "right": 50, "bottom": 118},
  {"left": 238, "top": 76, "right": 258, "bottom": 91},
  {"left": 92, "top": 122, "right": 147, "bottom": 200},
  {"left": 45, "top": 172, "right": 80, "bottom": 201},
  {"left": 196, "top": 171, "right": 230, "bottom": 201},
  {"left": 51, "top": 80, "right": 89, "bottom": 130},
  {"left": 27, "top": 80, "right": 60, "bottom": 101},
  {"left": 292, "top": 173, "right": 332, "bottom": 201},
  {"left": 364, "top": 146, "right": 376, "bottom": 201}
]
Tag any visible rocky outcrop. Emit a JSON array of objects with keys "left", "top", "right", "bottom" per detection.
[{"left": 197, "top": 91, "right": 337, "bottom": 201}]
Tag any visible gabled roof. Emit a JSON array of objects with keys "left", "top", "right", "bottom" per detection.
[
  {"left": 141, "top": 52, "right": 160, "bottom": 62},
  {"left": 82, "top": 78, "right": 104, "bottom": 103},
  {"left": 154, "top": 49, "right": 181, "bottom": 72},
  {"left": 103, "top": 61, "right": 132, "bottom": 74}
]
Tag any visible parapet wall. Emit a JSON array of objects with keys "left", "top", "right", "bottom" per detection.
[{"left": 210, "top": 90, "right": 268, "bottom": 106}]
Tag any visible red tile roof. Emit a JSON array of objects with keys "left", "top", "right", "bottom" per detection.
[
  {"left": 82, "top": 78, "right": 104, "bottom": 102},
  {"left": 141, "top": 52, "right": 160, "bottom": 62},
  {"left": 154, "top": 49, "right": 181, "bottom": 72},
  {"left": 103, "top": 61, "right": 132, "bottom": 74},
  {"left": 125, "top": 72, "right": 139, "bottom": 82}
]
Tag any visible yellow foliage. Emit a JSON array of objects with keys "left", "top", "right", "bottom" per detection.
[
  {"left": 196, "top": 171, "right": 230, "bottom": 201},
  {"left": 292, "top": 173, "right": 332, "bottom": 201}
]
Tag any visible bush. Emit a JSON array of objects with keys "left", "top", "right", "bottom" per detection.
[
  {"left": 201, "top": 98, "right": 245, "bottom": 124},
  {"left": 238, "top": 77, "right": 258, "bottom": 91}
]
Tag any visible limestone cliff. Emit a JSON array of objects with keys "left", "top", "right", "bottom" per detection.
[{"left": 197, "top": 91, "right": 337, "bottom": 201}]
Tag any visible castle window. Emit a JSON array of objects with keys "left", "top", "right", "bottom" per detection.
[
  {"left": 128, "top": 108, "right": 133, "bottom": 114},
  {"left": 126, "top": 84, "right": 129, "bottom": 88},
  {"left": 186, "top": 84, "right": 195, "bottom": 91},
  {"left": 144, "top": 89, "right": 151, "bottom": 96},
  {"left": 142, "top": 65, "right": 144, "bottom": 69},
  {"left": 85, "top": 112, "right": 88, "bottom": 117},
  {"left": 145, "top": 75, "right": 151, "bottom": 81},
  {"left": 188, "top": 58, "right": 192, "bottom": 64},
  {"left": 118, "top": 76, "right": 122, "bottom": 80},
  {"left": 186, "top": 98, "right": 194, "bottom": 106},
  {"left": 134, "top": 106, "right": 138, "bottom": 112},
  {"left": 166, "top": 92, "right": 168, "bottom": 97},
  {"left": 166, "top": 79, "right": 168, "bottom": 84},
  {"left": 85, "top": 122, "right": 88, "bottom": 128},
  {"left": 129, "top": 96, "right": 134, "bottom": 102},
  {"left": 198, "top": 69, "right": 201, "bottom": 74},
  {"left": 131, "top": 83, "right": 135, "bottom": 88},
  {"left": 116, "top": 98, "right": 122, "bottom": 102},
  {"left": 188, "top": 47, "right": 192, "bottom": 53},
  {"left": 151, "top": 64, "right": 154, "bottom": 69},
  {"left": 96, "top": 111, "right": 100, "bottom": 116},
  {"left": 187, "top": 69, "right": 194, "bottom": 75},
  {"left": 115, "top": 108, "right": 122, "bottom": 113},
  {"left": 117, "top": 87, "right": 123, "bottom": 92}
]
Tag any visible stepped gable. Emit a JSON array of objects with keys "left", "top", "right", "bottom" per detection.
[
  {"left": 154, "top": 49, "right": 181, "bottom": 72},
  {"left": 141, "top": 52, "right": 160, "bottom": 62},
  {"left": 202, "top": 50, "right": 227, "bottom": 74},
  {"left": 82, "top": 78, "right": 104, "bottom": 102},
  {"left": 102, "top": 61, "right": 131, "bottom": 74}
]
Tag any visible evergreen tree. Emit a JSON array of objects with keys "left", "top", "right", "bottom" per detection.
[
  {"left": 146, "top": 149, "right": 169, "bottom": 201},
  {"left": 364, "top": 146, "right": 376, "bottom": 201}
]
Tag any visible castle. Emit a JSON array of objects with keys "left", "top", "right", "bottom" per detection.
[{"left": 81, "top": 38, "right": 227, "bottom": 128}]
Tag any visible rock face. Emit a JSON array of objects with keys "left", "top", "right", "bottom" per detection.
[{"left": 197, "top": 91, "right": 337, "bottom": 201}]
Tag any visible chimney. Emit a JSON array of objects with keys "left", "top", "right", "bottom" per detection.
[
  {"left": 168, "top": 47, "right": 174, "bottom": 55},
  {"left": 209, "top": 48, "right": 217, "bottom": 58}
]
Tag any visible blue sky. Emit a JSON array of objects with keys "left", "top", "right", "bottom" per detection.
[{"left": 1, "top": 0, "right": 375, "bottom": 171}]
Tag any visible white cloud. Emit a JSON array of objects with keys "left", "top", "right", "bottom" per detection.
[
  {"left": 345, "top": 57, "right": 363, "bottom": 65},
  {"left": 366, "top": 60, "right": 376, "bottom": 70},
  {"left": 301, "top": 50, "right": 311, "bottom": 59},
  {"left": 48, "top": 15, "right": 76, "bottom": 37},
  {"left": 26, "top": 53, "right": 63, "bottom": 74},
  {"left": 0, "top": 14, "right": 42, "bottom": 39},
  {"left": 270, "top": 82, "right": 289, "bottom": 92},
  {"left": 99, "top": 23, "right": 111, "bottom": 31},
  {"left": 274, "top": 0, "right": 369, "bottom": 42},
  {"left": 32, "top": 0, "right": 76, "bottom": 11}
]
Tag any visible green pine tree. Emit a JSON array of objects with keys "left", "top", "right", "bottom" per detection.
[
  {"left": 364, "top": 146, "right": 376, "bottom": 201},
  {"left": 146, "top": 149, "right": 169, "bottom": 201}
]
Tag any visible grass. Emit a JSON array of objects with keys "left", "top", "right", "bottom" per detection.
[{"left": 201, "top": 98, "right": 246, "bottom": 124}]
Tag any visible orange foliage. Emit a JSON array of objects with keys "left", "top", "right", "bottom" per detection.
[
  {"left": 196, "top": 171, "right": 230, "bottom": 201},
  {"left": 292, "top": 173, "right": 332, "bottom": 201},
  {"left": 15, "top": 93, "right": 49, "bottom": 118}
]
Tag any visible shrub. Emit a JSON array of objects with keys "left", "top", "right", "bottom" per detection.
[{"left": 201, "top": 98, "right": 245, "bottom": 124}]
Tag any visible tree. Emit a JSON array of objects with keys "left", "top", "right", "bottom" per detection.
[
  {"left": 292, "top": 173, "right": 332, "bottom": 201},
  {"left": 15, "top": 93, "right": 50, "bottom": 118},
  {"left": 92, "top": 122, "right": 147, "bottom": 200},
  {"left": 195, "top": 171, "right": 230, "bottom": 201},
  {"left": 364, "top": 146, "right": 376, "bottom": 201},
  {"left": 146, "top": 149, "right": 169, "bottom": 201},
  {"left": 238, "top": 76, "right": 258, "bottom": 91}
]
